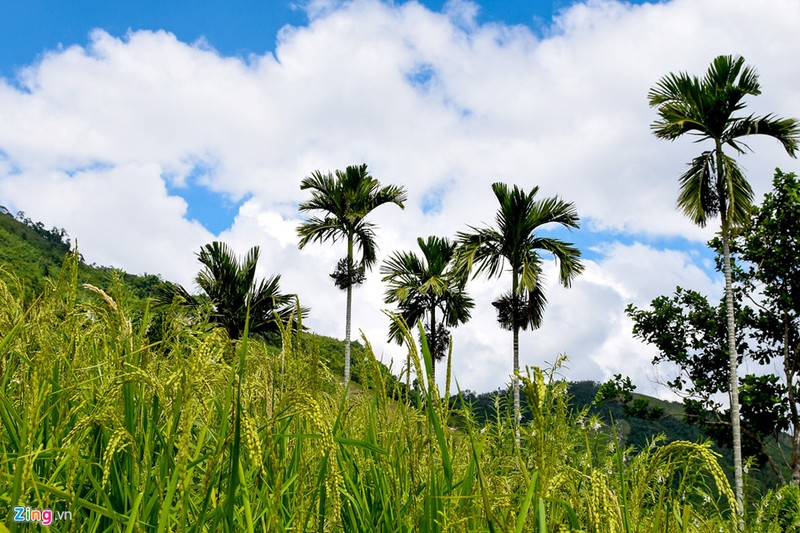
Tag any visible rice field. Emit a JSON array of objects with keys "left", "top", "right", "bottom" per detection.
[{"left": 1, "top": 253, "right": 798, "bottom": 532}]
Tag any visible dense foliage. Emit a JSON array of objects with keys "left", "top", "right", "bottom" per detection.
[
  {"left": 156, "top": 241, "right": 306, "bottom": 341},
  {"left": 0, "top": 206, "right": 162, "bottom": 308}
]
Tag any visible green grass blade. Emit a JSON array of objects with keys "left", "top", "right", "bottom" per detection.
[{"left": 514, "top": 471, "right": 539, "bottom": 533}]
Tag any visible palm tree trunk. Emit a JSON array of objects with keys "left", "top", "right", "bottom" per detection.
[
  {"left": 513, "top": 324, "right": 520, "bottom": 443},
  {"left": 716, "top": 140, "right": 743, "bottom": 524},
  {"left": 430, "top": 305, "right": 436, "bottom": 386},
  {"left": 344, "top": 284, "right": 352, "bottom": 387},
  {"left": 722, "top": 216, "right": 744, "bottom": 523},
  {"left": 344, "top": 235, "right": 354, "bottom": 387},
  {"left": 445, "top": 336, "right": 453, "bottom": 406},
  {"left": 512, "top": 269, "right": 521, "bottom": 444}
]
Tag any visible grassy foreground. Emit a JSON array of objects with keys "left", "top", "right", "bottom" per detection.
[{"left": 0, "top": 253, "right": 798, "bottom": 532}]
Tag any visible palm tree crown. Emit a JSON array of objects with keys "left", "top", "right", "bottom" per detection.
[
  {"left": 455, "top": 182, "right": 583, "bottom": 435},
  {"left": 297, "top": 164, "right": 407, "bottom": 275},
  {"left": 455, "top": 183, "right": 583, "bottom": 291},
  {"left": 381, "top": 236, "right": 474, "bottom": 381},
  {"left": 649, "top": 54, "right": 799, "bottom": 227},
  {"left": 297, "top": 163, "right": 407, "bottom": 386},
  {"left": 157, "top": 241, "right": 303, "bottom": 340}
]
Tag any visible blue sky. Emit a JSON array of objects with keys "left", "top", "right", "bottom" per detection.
[
  {"left": 0, "top": 1, "right": 305, "bottom": 76},
  {"left": 0, "top": 0, "right": 796, "bottom": 395},
  {"left": 0, "top": 1, "right": 652, "bottom": 74}
]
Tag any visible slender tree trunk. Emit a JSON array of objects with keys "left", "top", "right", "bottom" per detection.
[
  {"left": 715, "top": 140, "right": 743, "bottom": 524},
  {"left": 445, "top": 334, "right": 453, "bottom": 406},
  {"left": 784, "top": 310, "right": 800, "bottom": 484},
  {"left": 344, "top": 284, "right": 352, "bottom": 387},
  {"left": 430, "top": 305, "right": 437, "bottom": 386},
  {"left": 722, "top": 217, "right": 744, "bottom": 524},
  {"left": 512, "top": 269, "right": 521, "bottom": 444},
  {"left": 344, "top": 236, "right": 354, "bottom": 387},
  {"left": 513, "top": 323, "right": 520, "bottom": 443}
]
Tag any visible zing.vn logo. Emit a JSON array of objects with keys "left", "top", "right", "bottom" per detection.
[{"left": 13, "top": 506, "right": 73, "bottom": 527}]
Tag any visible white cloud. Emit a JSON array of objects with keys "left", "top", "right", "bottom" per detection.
[{"left": 0, "top": 0, "right": 798, "bottom": 397}]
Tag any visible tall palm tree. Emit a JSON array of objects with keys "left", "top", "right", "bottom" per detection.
[
  {"left": 381, "top": 235, "right": 474, "bottom": 384},
  {"left": 297, "top": 163, "right": 407, "bottom": 386},
  {"left": 454, "top": 182, "right": 583, "bottom": 433},
  {"left": 649, "top": 54, "right": 799, "bottom": 515},
  {"left": 157, "top": 241, "right": 303, "bottom": 340}
]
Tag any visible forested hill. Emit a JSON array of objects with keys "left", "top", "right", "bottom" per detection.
[
  {"left": 0, "top": 206, "right": 164, "bottom": 302},
  {"left": 456, "top": 381, "right": 703, "bottom": 449}
]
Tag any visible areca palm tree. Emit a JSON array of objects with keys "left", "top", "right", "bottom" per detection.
[
  {"left": 649, "top": 54, "right": 799, "bottom": 515},
  {"left": 157, "top": 241, "right": 303, "bottom": 340},
  {"left": 381, "top": 235, "right": 474, "bottom": 384},
  {"left": 297, "top": 163, "right": 407, "bottom": 386},
  {"left": 454, "top": 182, "right": 583, "bottom": 433}
]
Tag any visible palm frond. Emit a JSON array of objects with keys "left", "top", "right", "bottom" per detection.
[
  {"left": 352, "top": 220, "right": 379, "bottom": 268},
  {"left": 704, "top": 55, "right": 760, "bottom": 101},
  {"left": 153, "top": 280, "right": 200, "bottom": 308},
  {"left": 718, "top": 152, "right": 754, "bottom": 227},
  {"left": 676, "top": 151, "right": 717, "bottom": 227},
  {"left": 648, "top": 72, "right": 708, "bottom": 140},
  {"left": 725, "top": 114, "right": 800, "bottom": 156},
  {"left": 528, "top": 195, "right": 580, "bottom": 229},
  {"left": 297, "top": 216, "right": 346, "bottom": 249},
  {"left": 454, "top": 227, "right": 505, "bottom": 280},
  {"left": 527, "top": 238, "right": 584, "bottom": 287}
]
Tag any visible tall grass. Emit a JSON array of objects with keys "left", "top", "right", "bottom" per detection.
[{"left": 0, "top": 251, "right": 790, "bottom": 531}]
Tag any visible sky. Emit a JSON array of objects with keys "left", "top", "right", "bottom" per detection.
[{"left": 1, "top": 0, "right": 798, "bottom": 398}]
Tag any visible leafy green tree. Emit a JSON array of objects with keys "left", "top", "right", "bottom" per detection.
[
  {"left": 381, "top": 235, "right": 474, "bottom": 383},
  {"left": 297, "top": 164, "right": 407, "bottom": 386},
  {"left": 157, "top": 241, "right": 302, "bottom": 340},
  {"left": 626, "top": 287, "right": 791, "bottom": 479},
  {"left": 648, "top": 55, "right": 799, "bottom": 511},
  {"left": 454, "top": 182, "right": 583, "bottom": 435},
  {"left": 739, "top": 169, "right": 800, "bottom": 483},
  {"left": 595, "top": 374, "right": 665, "bottom": 421}
]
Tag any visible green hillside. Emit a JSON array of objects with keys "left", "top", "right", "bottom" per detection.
[
  {"left": 0, "top": 208, "right": 397, "bottom": 392},
  {"left": 0, "top": 206, "right": 163, "bottom": 303}
]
